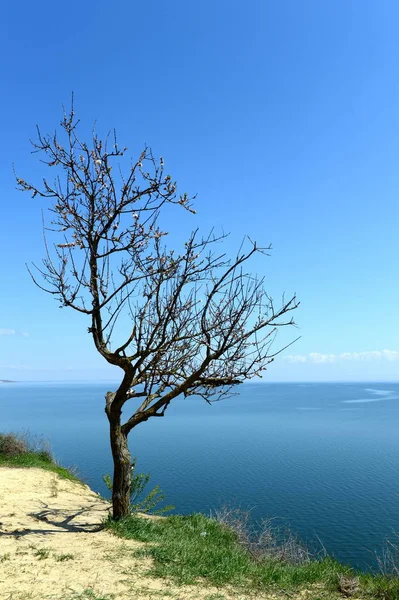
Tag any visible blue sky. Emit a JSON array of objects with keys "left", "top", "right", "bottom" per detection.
[{"left": 1, "top": 0, "right": 399, "bottom": 382}]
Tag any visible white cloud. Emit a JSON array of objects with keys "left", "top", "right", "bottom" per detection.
[
  {"left": 309, "top": 353, "right": 336, "bottom": 363},
  {"left": 0, "top": 329, "right": 29, "bottom": 338},
  {"left": 339, "top": 351, "right": 383, "bottom": 361},
  {"left": 283, "top": 350, "right": 399, "bottom": 364},
  {"left": 284, "top": 354, "right": 308, "bottom": 363},
  {"left": 0, "top": 362, "right": 32, "bottom": 370},
  {"left": 381, "top": 349, "right": 399, "bottom": 361}
]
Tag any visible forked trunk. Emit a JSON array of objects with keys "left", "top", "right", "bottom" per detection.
[{"left": 109, "top": 421, "right": 131, "bottom": 519}]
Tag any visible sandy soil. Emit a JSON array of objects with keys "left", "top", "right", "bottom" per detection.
[{"left": 0, "top": 467, "right": 329, "bottom": 600}]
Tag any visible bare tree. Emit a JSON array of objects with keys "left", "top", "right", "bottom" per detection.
[{"left": 17, "top": 104, "right": 299, "bottom": 519}]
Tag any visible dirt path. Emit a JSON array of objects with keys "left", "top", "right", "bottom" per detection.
[{"left": 0, "top": 467, "right": 324, "bottom": 600}]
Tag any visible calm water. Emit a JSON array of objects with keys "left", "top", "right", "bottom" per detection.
[{"left": 1, "top": 381, "right": 399, "bottom": 571}]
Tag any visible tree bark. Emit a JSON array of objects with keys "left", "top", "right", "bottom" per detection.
[{"left": 109, "top": 420, "right": 131, "bottom": 519}]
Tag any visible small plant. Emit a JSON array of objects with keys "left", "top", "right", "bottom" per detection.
[
  {"left": 337, "top": 573, "right": 360, "bottom": 596},
  {"left": 68, "top": 589, "right": 113, "bottom": 600},
  {"left": 50, "top": 474, "right": 59, "bottom": 497},
  {"left": 56, "top": 553, "right": 75, "bottom": 562},
  {"left": 35, "top": 547, "right": 51, "bottom": 560},
  {"left": 0, "top": 552, "right": 11, "bottom": 562},
  {"left": 103, "top": 458, "right": 174, "bottom": 516}
]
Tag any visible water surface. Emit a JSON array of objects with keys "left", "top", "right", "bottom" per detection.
[{"left": 1, "top": 381, "right": 399, "bottom": 571}]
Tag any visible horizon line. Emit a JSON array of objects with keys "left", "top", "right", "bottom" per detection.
[{"left": 2, "top": 379, "right": 399, "bottom": 385}]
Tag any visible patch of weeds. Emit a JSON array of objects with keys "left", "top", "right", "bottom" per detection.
[
  {"left": 56, "top": 552, "right": 75, "bottom": 562},
  {"left": 68, "top": 589, "right": 114, "bottom": 600},
  {"left": 302, "top": 591, "right": 343, "bottom": 600},
  {"left": 124, "top": 584, "right": 174, "bottom": 599},
  {"left": 133, "top": 547, "right": 151, "bottom": 559},
  {"left": 8, "top": 592, "right": 34, "bottom": 600},
  {"left": 336, "top": 573, "right": 360, "bottom": 596},
  {"left": 34, "top": 547, "right": 51, "bottom": 560},
  {"left": 0, "top": 552, "right": 11, "bottom": 562},
  {"left": 50, "top": 474, "right": 59, "bottom": 497}
]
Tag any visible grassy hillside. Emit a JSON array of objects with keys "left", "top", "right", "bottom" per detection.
[{"left": 106, "top": 511, "right": 399, "bottom": 599}]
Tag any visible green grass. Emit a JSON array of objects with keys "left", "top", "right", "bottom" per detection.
[
  {"left": 106, "top": 514, "right": 348, "bottom": 591},
  {"left": 0, "top": 432, "right": 81, "bottom": 482},
  {"left": 359, "top": 572, "right": 399, "bottom": 599},
  {"left": 0, "top": 450, "right": 80, "bottom": 481},
  {"left": 106, "top": 513, "right": 399, "bottom": 599}
]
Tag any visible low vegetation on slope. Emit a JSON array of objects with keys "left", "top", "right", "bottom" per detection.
[
  {"left": 105, "top": 511, "right": 399, "bottom": 599},
  {"left": 0, "top": 431, "right": 80, "bottom": 481}
]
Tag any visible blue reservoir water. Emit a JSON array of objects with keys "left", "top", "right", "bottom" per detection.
[{"left": 1, "top": 381, "right": 399, "bottom": 571}]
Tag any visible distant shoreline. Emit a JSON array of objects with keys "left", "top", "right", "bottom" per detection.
[{"left": 2, "top": 379, "right": 399, "bottom": 385}]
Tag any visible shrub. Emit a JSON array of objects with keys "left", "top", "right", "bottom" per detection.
[
  {"left": 0, "top": 433, "right": 29, "bottom": 456},
  {"left": 103, "top": 457, "right": 174, "bottom": 515},
  {"left": 0, "top": 431, "right": 53, "bottom": 460},
  {"left": 212, "top": 507, "right": 312, "bottom": 565}
]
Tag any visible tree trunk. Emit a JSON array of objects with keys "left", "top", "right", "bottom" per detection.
[{"left": 109, "top": 420, "right": 131, "bottom": 519}]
